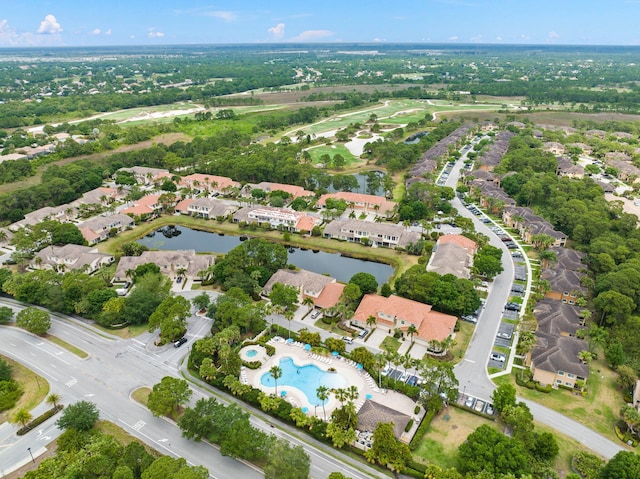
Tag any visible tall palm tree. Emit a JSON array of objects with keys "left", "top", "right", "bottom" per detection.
[
  {"left": 46, "top": 393, "right": 61, "bottom": 409},
  {"left": 316, "top": 385, "right": 330, "bottom": 421},
  {"left": 269, "top": 365, "right": 282, "bottom": 397},
  {"left": 407, "top": 324, "right": 418, "bottom": 343},
  {"left": 539, "top": 249, "right": 557, "bottom": 270},
  {"left": 13, "top": 408, "right": 32, "bottom": 428},
  {"left": 334, "top": 388, "right": 348, "bottom": 407},
  {"left": 366, "top": 315, "right": 377, "bottom": 330}
]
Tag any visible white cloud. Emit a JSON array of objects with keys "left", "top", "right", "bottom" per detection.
[
  {"left": 203, "top": 11, "right": 236, "bottom": 22},
  {"left": 37, "top": 14, "right": 63, "bottom": 34},
  {"left": 448, "top": 35, "right": 459, "bottom": 41},
  {"left": 495, "top": 36, "right": 503, "bottom": 42},
  {"left": 90, "top": 28, "right": 101, "bottom": 36},
  {"left": 268, "top": 23, "right": 285, "bottom": 40},
  {"left": 470, "top": 35, "right": 483, "bottom": 42},
  {"left": 104, "top": 29, "right": 112, "bottom": 36},
  {"left": 290, "top": 30, "right": 334, "bottom": 42},
  {"left": 373, "top": 37, "right": 386, "bottom": 43},
  {"left": 148, "top": 30, "right": 165, "bottom": 38},
  {"left": 548, "top": 31, "right": 560, "bottom": 40}
]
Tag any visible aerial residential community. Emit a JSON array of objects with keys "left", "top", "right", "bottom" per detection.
[{"left": 2, "top": 3, "right": 640, "bottom": 479}]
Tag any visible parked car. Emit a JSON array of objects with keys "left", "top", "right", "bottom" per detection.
[
  {"left": 486, "top": 403, "right": 495, "bottom": 415},
  {"left": 357, "top": 329, "right": 368, "bottom": 339},
  {"left": 490, "top": 353, "right": 506, "bottom": 362},
  {"left": 497, "top": 331, "right": 512, "bottom": 340},
  {"left": 474, "top": 400, "right": 485, "bottom": 412},
  {"left": 310, "top": 310, "right": 321, "bottom": 319},
  {"left": 465, "top": 396, "right": 475, "bottom": 408},
  {"left": 342, "top": 336, "right": 354, "bottom": 344},
  {"left": 505, "top": 302, "right": 521, "bottom": 311},
  {"left": 174, "top": 337, "right": 187, "bottom": 348},
  {"left": 462, "top": 315, "right": 478, "bottom": 324}
]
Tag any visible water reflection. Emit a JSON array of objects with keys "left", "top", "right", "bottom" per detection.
[{"left": 138, "top": 225, "right": 394, "bottom": 284}]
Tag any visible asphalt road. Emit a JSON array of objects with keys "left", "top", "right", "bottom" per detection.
[{"left": 0, "top": 297, "right": 387, "bottom": 479}]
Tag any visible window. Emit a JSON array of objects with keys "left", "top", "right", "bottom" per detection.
[
  {"left": 556, "top": 379, "right": 562, "bottom": 384},
  {"left": 563, "top": 291, "right": 569, "bottom": 296},
  {"left": 567, "top": 373, "right": 575, "bottom": 379},
  {"left": 565, "top": 382, "right": 572, "bottom": 387},
  {"left": 558, "top": 371, "right": 565, "bottom": 376}
]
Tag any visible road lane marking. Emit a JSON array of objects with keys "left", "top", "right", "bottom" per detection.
[
  {"left": 464, "top": 359, "right": 475, "bottom": 363},
  {"left": 65, "top": 377, "right": 77, "bottom": 387},
  {"left": 132, "top": 420, "right": 146, "bottom": 431}
]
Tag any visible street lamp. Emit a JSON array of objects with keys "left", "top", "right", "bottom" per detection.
[{"left": 27, "top": 447, "right": 34, "bottom": 464}]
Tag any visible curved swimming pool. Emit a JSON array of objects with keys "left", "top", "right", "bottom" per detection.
[{"left": 260, "top": 357, "right": 348, "bottom": 406}]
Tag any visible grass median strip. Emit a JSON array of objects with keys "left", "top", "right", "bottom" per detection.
[{"left": 45, "top": 334, "right": 89, "bottom": 359}]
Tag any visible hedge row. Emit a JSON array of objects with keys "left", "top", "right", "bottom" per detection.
[{"left": 17, "top": 404, "right": 64, "bottom": 436}]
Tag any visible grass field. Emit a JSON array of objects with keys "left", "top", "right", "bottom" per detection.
[
  {"left": 306, "top": 143, "right": 359, "bottom": 165},
  {"left": 0, "top": 353, "right": 49, "bottom": 425},
  {"left": 45, "top": 334, "right": 89, "bottom": 358},
  {"left": 493, "top": 358, "right": 624, "bottom": 444}
]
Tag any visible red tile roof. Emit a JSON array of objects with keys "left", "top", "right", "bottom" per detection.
[
  {"left": 353, "top": 294, "right": 456, "bottom": 342},
  {"left": 437, "top": 234, "right": 477, "bottom": 253},
  {"left": 312, "top": 283, "right": 345, "bottom": 309}
]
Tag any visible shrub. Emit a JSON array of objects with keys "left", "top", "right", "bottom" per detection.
[
  {"left": 0, "top": 380, "right": 23, "bottom": 411},
  {"left": 414, "top": 405, "right": 421, "bottom": 415},
  {"left": 404, "top": 419, "right": 414, "bottom": 432},
  {"left": 571, "top": 451, "right": 604, "bottom": 479},
  {"left": 535, "top": 383, "right": 553, "bottom": 393},
  {"left": 410, "top": 410, "right": 436, "bottom": 450},
  {"left": 242, "top": 361, "right": 262, "bottom": 370}
]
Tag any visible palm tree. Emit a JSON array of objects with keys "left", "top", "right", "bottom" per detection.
[
  {"left": 176, "top": 267, "right": 187, "bottom": 281},
  {"left": 334, "top": 388, "right": 349, "bottom": 407},
  {"left": 269, "top": 365, "right": 282, "bottom": 397},
  {"left": 539, "top": 249, "right": 557, "bottom": 270},
  {"left": 13, "top": 408, "right": 32, "bottom": 428},
  {"left": 316, "top": 385, "right": 330, "bottom": 421},
  {"left": 366, "top": 315, "right": 377, "bottom": 330},
  {"left": 302, "top": 296, "right": 314, "bottom": 313},
  {"left": 284, "top": 309, "right": 294, "bottom": 340},
  {"left": 46, "top": 393, "right": 60, "bottom": 409},
  {"left": 407, "top": 324, "right": 418, "bottom": 343}
]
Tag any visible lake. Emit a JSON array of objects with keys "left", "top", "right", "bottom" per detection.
[{"left": 138, "top": 225, "right": 394, "bottom": 284}]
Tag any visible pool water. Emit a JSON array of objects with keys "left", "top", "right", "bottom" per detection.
[
  {"left": 245, "top": 349, "right": 258, "bottom": 358},
  {"left": 260, "top": 357, "right": 348, "bottom": 406}
]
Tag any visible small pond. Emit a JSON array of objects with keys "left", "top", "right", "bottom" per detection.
[
  {"left": 327, "top": 171, "right": 385, "bottom": 196},
  {"left": 138, "top": 225, "right": 394, "bottom": 284}
]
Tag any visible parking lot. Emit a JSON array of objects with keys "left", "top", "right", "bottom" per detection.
[
  {"left": 458, "top": 392, "right": 495, "bottom": 416},
  {"left": 383, "top": 367, "right": 420, "bottom": 386},
  {"left": 494, "top": 322, "right": 515, "bottom": 348}
]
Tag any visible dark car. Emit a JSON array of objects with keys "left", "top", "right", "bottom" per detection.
[
  {"left": 511, "top": 284, "right": 525, "bottom": 293},
  {"left": 174, "top": 337, "right": 188, "bottom": 348},
  {"left": 505, "top": 302, "right": 521, "bottom": 311}
]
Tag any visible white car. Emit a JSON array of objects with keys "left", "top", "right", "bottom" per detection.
[{"left": 490, "top": 353, "right": 506, "bottom": 363}]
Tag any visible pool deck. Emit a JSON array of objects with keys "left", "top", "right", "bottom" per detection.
[{"left": 242, "top": 336, "right": 417, "bottom": 421}]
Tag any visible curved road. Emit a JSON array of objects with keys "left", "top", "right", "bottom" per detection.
[
  {"left": 0, "top": 298, "right": 387, "bottom": 479},
  {"left": 445, "top": 146, "right": 625, "bottom": 460}
]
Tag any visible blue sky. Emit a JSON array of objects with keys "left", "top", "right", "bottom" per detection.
[{"left": 1, "top": 1, "right": 639, "bottom": 47}]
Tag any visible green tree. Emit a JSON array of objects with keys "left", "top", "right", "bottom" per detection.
[
  {"left": 56, "top": 400, "right": 100, "bottom": 431},
  {"left": 191, "top": 292, "right": 211, "bottom": 312},
  {"left": 349, "top": 272, "right": 378, "bottom": 296},
  {"left": 617, "top": 365, "right": 638, "bottom": 391},
  {"left": 458, "top": 424, "right": 530, "bottom": 477},
  {"left": 594, "top": 290, "right": 635, "bottom": 326},
  {"left": 147, "top": 377, "right": 192, "bottom": 419},
  {"left": 270, "top": 282, "right": 299, "bottom": 310},
  {"left": 531, "top": 431, "right": 559, "bottom": 462},
  {"left": 16, "top": 307, "right": 51, "bottom": 335},
  {"left": 141, "top": 456, "right": 208, "bottom": 479},
  {"left": 0, "top": 357, "right": 12, "bottom": 381},
  {"left": 0, "top": 305, "right": 13, "bottom": 324},
  {"left": 600, "top": 451, "right": 640, "bottom": 479},
  {"left": 264, "top": 438, "right": 310, "bottom": 479},
  {"left": 605, "top": 342, "right": 626, "bottom": 369},
  {"left": 364, "top": 422, "right": 412, "bottom": 472},
  {"left": 491, "top": 383, "right": 517, "bottom": 413}
]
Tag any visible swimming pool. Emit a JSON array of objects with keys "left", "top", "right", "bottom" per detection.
[
  {"left": 245, "top": 349, "right": 258, "bottom": 358},
  {"left": 260, "top": 357, "right": 348, "bottom": 406}
]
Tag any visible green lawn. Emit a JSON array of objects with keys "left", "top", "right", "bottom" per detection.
[
  {"left": 306, "top": 143, "right": 359, "bottom": 165},
  {"left": 380, "top": 336, "right": 401, "bottom": 353}
]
